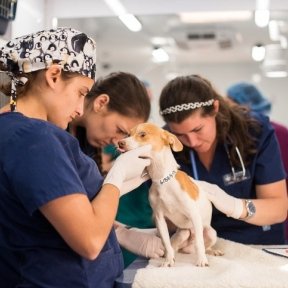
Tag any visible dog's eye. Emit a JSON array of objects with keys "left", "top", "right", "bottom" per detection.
[{"left": 139, "top": 131, "right": 146, "bottom": 138}]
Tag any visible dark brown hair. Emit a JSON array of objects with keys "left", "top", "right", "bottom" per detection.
[
  {"left": 159, "top": 74, "right": 261, "bottom": 167},
  {"left": 85, "top": 71, "right": 151, "bottom": 121}
]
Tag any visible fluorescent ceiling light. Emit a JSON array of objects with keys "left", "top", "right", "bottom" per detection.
[
  {"left": 151, "top": 37, "right": 175, "bottom": 47},
  {"left": 152, "top": 47, "right": 169, "bottom": 63},
  {"left": 262, "top": 44, "right": 288, "bottom": 78},
  {"left": 254, "top": 10, "right": 270, "bottom": 27},
  {"left": 118, "top": 14, "right": 142, "bottom": 32},
  {"left": 269, "top": 20, "right": 280, "bottom": 41},
  {"left": 265, "top": 71, "right": 287, "bottom": 78},
  {"left": 104, "top": 0, "right": 142, "bottom": 32},
  {"left": 179, "top": 11, "right": 252, "bottom": 24},
  {"left": 255, "top": 0, "right": 270, "bottom": 27},
  {"left": 104, "top": 0, "right": 126, "bottom": 15},
  {"left": 252, "top": 44, "right": 265, "bottom": 62},
  {"left": 256, "top": 0, "right": 270, "bottom": 11}
]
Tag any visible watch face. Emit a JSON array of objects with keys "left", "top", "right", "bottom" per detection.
[{"left": 247, "top": 201, "right": 256, "bottom": 214}]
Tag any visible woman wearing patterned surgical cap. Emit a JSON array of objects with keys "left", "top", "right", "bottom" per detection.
[
  {"left": 159, "top": 74, "right": 287, "bottom": 246},
  {"left": 0, "top": 28, "right": 151, "bottom": 287}
]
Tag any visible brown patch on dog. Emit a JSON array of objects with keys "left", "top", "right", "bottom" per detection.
[
  {"left": 175, "top": 171, "right": 199, "bottom": 200},
  {"left": 129, "top": 123, "right": 183, "bottom": 152},
  {"left": 162, "top": 130, "right": 183, "bottom": 152},
  {"left": 131, "top": 123, "right": 167, "bottom": 151}
]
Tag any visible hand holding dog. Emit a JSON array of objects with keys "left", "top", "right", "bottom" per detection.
[
  {"left": 120, "top": 172, "right": 150, "bottom": 196},
  {"left": 104, "top": 145, "right": 151, "bottom": 192},
  {"left": 196, "top": 180, "right": 244, "bottom": 219},
  {"left": 116, "top": 226, "right": 164, "bottom": 259}
]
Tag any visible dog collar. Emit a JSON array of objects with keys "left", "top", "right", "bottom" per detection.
[{"left": 159, "top": 170, "right": 177, "bottom": 185}]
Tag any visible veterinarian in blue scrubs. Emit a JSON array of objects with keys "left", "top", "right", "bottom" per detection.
[
  {"left": 0, "top": 28, "right": 151, "bottom": 287},
  {"left": 159, "top": 74, "right": 287, "bottom": 245},
  {"left": 68, "top": 72, "right": 164, "bottom": 268}
]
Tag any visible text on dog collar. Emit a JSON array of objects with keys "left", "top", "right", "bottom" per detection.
[{"left": 159, "top": 170, "right": 177, "bottom": 185}]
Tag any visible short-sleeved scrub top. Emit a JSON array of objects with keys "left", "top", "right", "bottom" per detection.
[
  {"left": 0, "top": 112, "right": 123, "bottom": 288},
  {"left": 175, "top": 113, "right": 286, "bottom": 245},
  {"left": 75, "top": 127, "right": 155, "bottom": 268}
]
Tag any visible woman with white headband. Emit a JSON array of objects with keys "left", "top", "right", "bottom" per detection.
[
  {"left": 159, "top": 74, "right": 287, "bottom": 245},
  {"left": 0, "top": 28, "right": 151, "bottom": 287}
]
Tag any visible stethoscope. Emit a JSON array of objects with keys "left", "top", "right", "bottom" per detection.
[
  {"left": 189, "top": 143, "right": 246, "bottom": 182},
  {"left": 190, "top": 144, "right": 271, "bottom": 231}
]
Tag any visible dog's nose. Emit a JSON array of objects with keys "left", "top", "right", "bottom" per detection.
[{"left": 118, "top": 140, "right": 126, "bottom": 149}]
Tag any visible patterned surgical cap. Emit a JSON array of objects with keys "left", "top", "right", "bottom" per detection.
[{"left": 0, "top": 27, "right": 97, "bottom": 111}]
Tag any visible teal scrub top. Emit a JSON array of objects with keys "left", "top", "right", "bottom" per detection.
[{"left": 116, "top": 181, "right": 154, "bottom": 267}]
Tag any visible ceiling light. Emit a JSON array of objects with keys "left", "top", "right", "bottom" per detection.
[
  {"left": 118, "top": 14, "right": 142, "bottom": 32},
  {"left": 152, "top": 47, "right": 169, "bottom": 63},
  {"left": 179, "top": 11, "right": 252, "bottom": 24},
  {"left": 262, "top": 44, "right": 288, "bottom": 78},
  {"left": 151, "top": 37, "right": 175, "bottom": 47},
  {"left": 255, "top": 10, "right": 270, "bottom": 27},
  {"left": 252, "top": 44, "right": 265, "bottom": 61},
  {"left": 255, "top": 0, "right": 270, "bottom": 27},
  {"left": 265, "top": 71, "right": 288, "bottom": 78},
  {"left": 104, "top": 0, "right": 142, "bottom": 32},
  {"left": 269, "top": 20, "right": 280, "bottom": 41},
  {"left": 104, "top": 0, "right": 126, "bottom": 15}
]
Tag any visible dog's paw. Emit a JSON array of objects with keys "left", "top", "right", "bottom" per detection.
[
  {"left": 206, "top": 248, "right": 224, "bottom": 256},
  {"left": 195, "top": 255, "right": 209, "bottom": 267},
  {"left": 161, "top": 257, "right": 175, "bottom": 267}
]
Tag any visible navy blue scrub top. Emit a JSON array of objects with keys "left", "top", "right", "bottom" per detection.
[
  {"left": 0, "top": 112, "right": 123, "bottom": 287},
  {"left": 175, "top": 113, "right": 286, "bottom": 245}
]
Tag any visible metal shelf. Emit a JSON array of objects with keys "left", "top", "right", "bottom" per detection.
[{"left": 0, "top": 0, "right": 17, "bottom": 20}]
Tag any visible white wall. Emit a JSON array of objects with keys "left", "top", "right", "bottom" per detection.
[
  {"left": 11, "top": 0, "right": 46, "bottom": 38},
  {"left": 97, "top": 62, "right": 288, "bottom": 127},
  {"left": 1, "top": 0, "right": 288, "bottom": 128}
]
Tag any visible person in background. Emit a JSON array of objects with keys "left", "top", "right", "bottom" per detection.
[
  {"left": 159, "top": 74, "right": 287, "bottom": 245},
  {"left": 0, "top": 28, "right": 152, "bottom": 287},
  {"left": 69, "top": 71, "right": 164, "bottom": 267},
  {"left": 100, "top": 79, "right": 154, "bottom": 175},
  {"left": 226, "top": 82, "right": 288, "bottom": 242}
]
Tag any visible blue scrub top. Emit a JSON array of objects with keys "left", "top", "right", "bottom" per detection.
[
  {"left": 0, "top": 112, "right": 123, "bottom": 287},
  {"left": 175, "top": 113, "right": 286, "bottom": 245},
  {"left": 74, "top": 127, "right": 155, "bottom": 268}
]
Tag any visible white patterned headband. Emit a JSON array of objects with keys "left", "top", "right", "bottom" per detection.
[{"left": 160, "top": 99, "right": 215, "bottom": 115}]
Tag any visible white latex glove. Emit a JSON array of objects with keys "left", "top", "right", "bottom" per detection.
[
  {"left": 195, "top": 180, "right": 244, "bottom": 219},
  {"left": 115, "top": 226, "right": 164, "bottom": 259},
  {"left": 120, "top": 172, "right": 150, "bottom": 197},
  {"left": 104, "top": 145, "right": 151, "bottom": 192}
]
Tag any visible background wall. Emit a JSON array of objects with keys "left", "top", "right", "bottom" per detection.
[
  {"left": 1, "top": 0, "right": 288, "bottom": 128},
  {"left": 98, "top": 62, "right": 288, "bottom": 127}
]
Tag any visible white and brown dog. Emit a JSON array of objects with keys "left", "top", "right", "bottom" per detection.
[{"left": 118, "top": 123, "right": 223, "bottom": 267}]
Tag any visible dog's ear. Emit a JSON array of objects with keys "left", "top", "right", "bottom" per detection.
[{"left": 162, "top": 130, "right": 183, "bottom": 152}]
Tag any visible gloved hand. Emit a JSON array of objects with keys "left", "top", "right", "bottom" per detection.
[
  {"left": 115, "top": 226, "right": 164, "bottom": 259},
  {"left": 195, "top": 180, "right": 244, "bottom": 219},
  {"left": 104, "top": 145, "right": 151, "bottom": 192},
  {"left": 120, "top": 171, "right": 150, "bottom": 196}
]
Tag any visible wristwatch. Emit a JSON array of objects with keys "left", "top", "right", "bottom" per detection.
[{"left": 243, "top": 199, "right": 256, "bottom": 220}]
